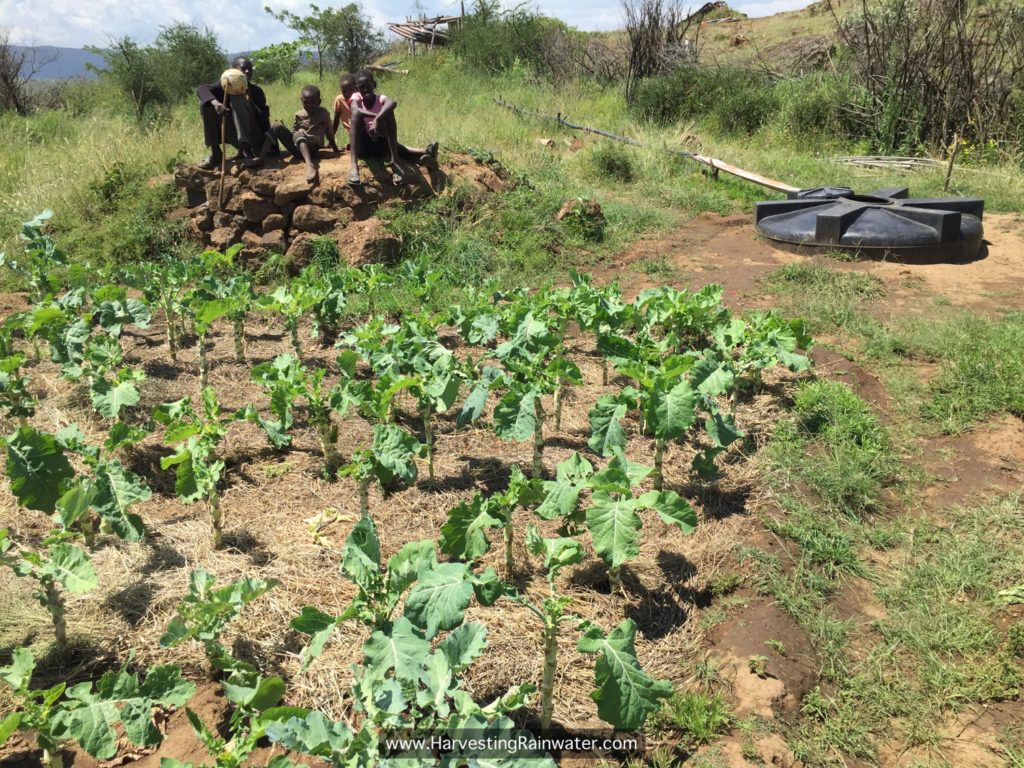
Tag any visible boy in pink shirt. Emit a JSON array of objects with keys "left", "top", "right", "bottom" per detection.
[{"left": 347, "top": 70, "right": 437, "bottom": 186}]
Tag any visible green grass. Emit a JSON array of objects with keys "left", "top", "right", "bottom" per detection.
[
  {"left": 761, "top": 262, "right": 885, "bottom": 336},
  {"left": 768, "top": 379, "right": 898, "bottom": 516},
  {"left": 650, "top": 690, "right": 734, "bottom": 750},
  {"left": 759, "top": 372, "right": 1024, "bottom": 766}
]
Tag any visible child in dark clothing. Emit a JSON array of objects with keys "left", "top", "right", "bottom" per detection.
[
  {"left": 347, "top": 70, "right": 437, "bottom": 186},
  {"left": 263, "top": 85, "right": 339, "bottom": 182}
]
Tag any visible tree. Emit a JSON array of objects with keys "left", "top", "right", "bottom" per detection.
[
  {"left": 265, "top": 3, "right": 384, "bottom": 79},
  {"left": 88, "top": 37, "right": 162, "bottom": 121},
  {"left": 87, "top": 23, "right": 225, "bottom": 120},
  {"left": 153, "top": 22, "right": 225, "bottom": 101},
  {"left": 0, "top": 29, "right": 56, "bottom": 115},
  {"left": 251, "top": 41, "right": 305, "bottom": 85}
]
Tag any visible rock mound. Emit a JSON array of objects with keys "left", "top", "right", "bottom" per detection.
[{"left": 172, "top": 150, "right": 506, "bottom": 268}]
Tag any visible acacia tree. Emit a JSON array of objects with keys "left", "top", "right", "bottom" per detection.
[
  {"left": 265, "top": 2, "right": 384, "bottom": 78},
  {"left": 0, "top": 30, "right": 56, "bottom": 115}
]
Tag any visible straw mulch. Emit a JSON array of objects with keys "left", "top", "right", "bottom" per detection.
[{"left": 0, "top": 299, "right": 807, "bottom": 732}]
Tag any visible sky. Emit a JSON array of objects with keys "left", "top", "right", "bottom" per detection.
[{"left": 3, "top": 0, "right": 813, "bottom": 53}]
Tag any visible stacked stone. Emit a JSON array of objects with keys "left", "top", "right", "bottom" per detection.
[{"left": 171, "top": 156, "right": 506, "bottom": 269}]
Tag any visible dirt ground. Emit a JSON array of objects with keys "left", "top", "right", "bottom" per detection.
[{"left": 1, "top": 205, "right": 1023, "bottom": 767}]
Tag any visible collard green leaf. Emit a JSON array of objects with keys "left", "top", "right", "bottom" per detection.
[
  {"left": 341, "top": 515, "right": 381, "bottom": 594},
  {"left": 90, "top": 379, "right": 140, "bottom": 419},
  {"left": 638, "top": 490, "right": 697, "bottom": 534},
  {"left": 362, "top": 616, "right": 430, "bottom": 683},
  {"left": 525, "top": 526, "right": 584, "bottom": 576},
  {"left": 645, "top": 378, "right": 696, "bottom": 441},
  {"left": 0, "top": 712, "right": 21, "bottom": 745},
  {"left": 439, "top": 495, "right": 506, "bottom": 561},
  {"left": 91, "top": 461, "right": 150, "bottom": 541},
  {"left": 291, "top": 607, "right": 340, "bottom": 671},
  {"left": 44, "top": 543, "right": 98, "bottom": 594},
  {"left": 0, "top": 646, "right": 34, "bottom": 691},
  {"left": 587, "top": 395, "right": 629, "bottom": 457},
  {"left": 438, "top": 622, "right": 488, "bottom": 673},
  {"left": 265, "top": 711, "right": 353, "bottom": 758},
  {"left": 371, "top": 423, "right": 420, "bottom": 488},
  {"left": 577, "top": 619, "right": 673, "bottom": 730},
  {"left": 56, "top": 481, "right": 96, "bottom": 530},
  {"left": 492, "top": 390, "right": 536, "bottom": 443},
  {"left": 585, "top": 492, "right": 642, "bottom": 571},
  {"left": 387, "top": 539, "right": 436, "bottom": 599},
  {"left": 4, "top": 426, "right": 75, "bottom": 513},
  {"left": 704, "top": 411, "right": 743, "bottom": 449},
  {"left": 55, "top": 699, "right": 119, "bottom": 758},
  {"left": 536, "top": 453, "right": 593, "bottom": 521},
  {"left": 404, "top": 562, "right": 474, "bottom": 639}
]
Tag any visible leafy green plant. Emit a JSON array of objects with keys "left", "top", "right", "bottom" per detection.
[
  {"left": 155, "top": 388, "right": 244, "bottom": 549},
  {"left": 340, "top": 423, "right": 423, "bottom": 518},
  {"left": 159, "top": 568, "right": 280, "bottom": 672},
  {"left": 511, "top": 527, "right": 673, "bottom": 730},
  {"left": 0, "top": 528, "right": 96, "bottom": 656},
  {"left": 0, "top": 647, "right": 195, "bottom": 768},
  {"left": 250, "top": 353, "right": 344, "bottom": 474},
  {"left": 0, "top": 211, "right": 69, "bottom": 303},
  {"left": 290, "top": 514, "right": 503, "bottom": 668},
  {"left": 3, "top": 423, "right": 150, "bottom": 546},
  {"left": 439, "top": 464, "right": 535, "bottom": 572}
]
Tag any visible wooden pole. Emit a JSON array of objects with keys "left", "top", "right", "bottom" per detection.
[{"left": 219, "top": 111, "right": 227, "bottom": 207}]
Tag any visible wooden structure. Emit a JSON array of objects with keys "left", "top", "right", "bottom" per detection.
[{"left": 388, "top": 15, "right": 462, "bottom": 52}]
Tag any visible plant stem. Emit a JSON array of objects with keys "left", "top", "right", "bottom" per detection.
[
  {"left": 38, "top": 735, "right": 63, "bottom": 768},
  {"left": 358, "top": 479, "right": 369, "bottom": 517},
  {"left": 653, "top": 438, "right": 665, "bottom": 491},
  {"left": 197, "top": 332, "right": 208, "bottom": 390},
  {"left": 210, "top": 487, "right": 222, "bottom": 550},
  {"left": 232, "top": 317, "right": 245, "bottom": 363},
  {"left": 532, "top": 397, "right": 544, "bottom": 479},
  {"left": 422, "top": 403, "right": 434, "bottom": 480},
  {"left": 609, "top": 565, "right": 621, "bottom": 591},
  {"left": 165, "top": 302, "right": 178, "bottom": 361},
  {"left": 553, "top": 384, "right": 563, "bottom": 432},
  {"left": 79, "top": 515, "right": 95, "bottom": 547},
  {"left": 43, "top": 579, "right": 67, "bottom": 657},
  {"left": 314, "top": 413, "right": 341, "bottom": 477},
  {"left": 602, "top": 359, "right": 608, "bottom": 386},
  {"left": 540, "top": 610, "right": 558, "bottom": 731},
  {"left": 288, "top": 319, "right": 302, "bottom": 361},
  {"left": 503, "top": 522, "right": 514, "bottom": 574}
]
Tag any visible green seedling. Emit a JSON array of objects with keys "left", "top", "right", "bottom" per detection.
[{"left": 0, "top": 647, "right": 194, "bottom": 768}]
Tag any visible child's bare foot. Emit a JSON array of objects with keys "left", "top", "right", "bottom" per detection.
[{"left": 306, "top": 164, "right": 318, "bottom": 183}]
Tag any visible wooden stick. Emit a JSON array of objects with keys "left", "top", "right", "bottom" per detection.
[{"left": 219, "top": 111, "right": 227, "bottom": 207}]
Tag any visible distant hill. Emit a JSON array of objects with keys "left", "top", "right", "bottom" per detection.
[
  {"left": 15, "top": 46, "right": 252, "bottom": 81},
  {"left": 15, "top": 46, "right": 107, "bottom": 80}
]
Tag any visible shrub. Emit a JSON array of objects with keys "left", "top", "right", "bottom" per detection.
[
  {"left": 587, "top": 144, "right": 634, "bottom": 182},
  {"left": 633, "top": 65, "right": 778, "bottom": 134}
]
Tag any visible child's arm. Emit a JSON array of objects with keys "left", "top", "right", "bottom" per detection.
[{"left": 369, "top": 97, "right": 397, "bottom": 129}]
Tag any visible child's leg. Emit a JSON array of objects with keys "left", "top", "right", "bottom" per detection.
[
  {"left": 348, "top": 120, "right": 363, "bottom": 183},
  {"left": 295, "top": 136, "right": 317, "bottom": 182},
  {"left": 376, "top": 111, "right": 406, "bottom": 182}
]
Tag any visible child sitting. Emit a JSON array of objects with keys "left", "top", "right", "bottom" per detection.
[
  {"left": 347, "top": 69, "right": 438, "bottom": 187},
  {"left": 332, "top": 73, "right": 357, "bottom": 146},
  {"left": 263, "top": 85, "right": 339, "bottom": 182}
]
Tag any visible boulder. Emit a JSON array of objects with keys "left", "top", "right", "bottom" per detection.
[
  {"left": 249, "top": 171, "right": 283, "bottom": 196},
  {"left": 174, "top": 162, "right": 218, "bottom": 192},
  {"left": 240, "top": 230, "right": 263, "bottom": 249},
  {"left": 274, "top": 178, "right": 312, "bottom": 207},
  {"left": 209, "top": 227, "right": 239, "bottom": 250},
  {"left": 293, "top": 204, "right": 342, "bottom": 233},
  {"left": 205, "top": 178, "right": 241, "bottom": 213},
  {"left": 285, "top": 231, "right": 319, "bottom": 270},
  {"left": 239, "top": 191, "right": 278, "bottom": 223},
  {"left": 262, "top": 213, "right": 288, "bottom": 232},
  {"left": 334, "top": 218, "right": 401, "bottom": 267},
  {"left": 262, "top": 230, "right": 288, "bottom": 252}
]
